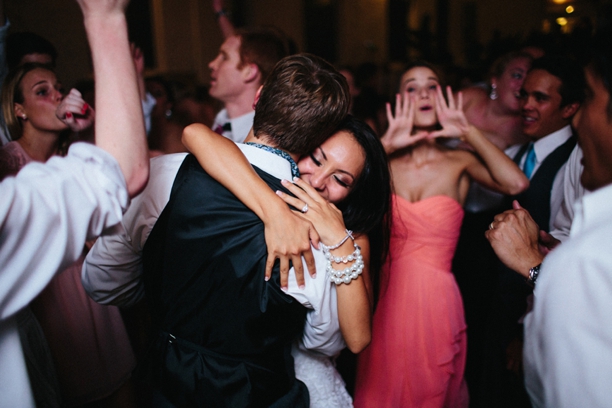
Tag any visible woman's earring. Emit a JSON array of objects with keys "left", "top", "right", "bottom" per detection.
[
  {"left": 165, "top": 109, "right": 172, "bottom": 119},
  {"left": 21, "top": 114, "right": 27, "bottom": 120},
  {"left": 489, "top": 83, "right": 498, "bottom": 100}
]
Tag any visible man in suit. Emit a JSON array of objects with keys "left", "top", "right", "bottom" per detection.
[
  {"left": 83, "top": 53, "right": 350, "bottom": 407},
  {"left": 509, "top": 56, "right": 584, "bottom": 232},
  {"left": 480, "top": 56, "right": 585, "bottom": 407}
]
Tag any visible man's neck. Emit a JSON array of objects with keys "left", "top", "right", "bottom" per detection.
[
  {"left": 224, "top": 89, "right": 258, "bottom": 119},
  {"left": 243, "top": 130, "right": 299, "bottom": 162}
]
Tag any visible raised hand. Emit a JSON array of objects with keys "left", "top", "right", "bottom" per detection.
[
  {"left": 428, "top": 85, "right": 470, "bottom": 140},
  {"left": 56, "top": 88, "right": 95, "bottom": 132},
  {"left": 212, "top": 0, "right": 225, "bottom": 13},
  {"left": 380, "top": 91, "right": 429, "bottom": 154}
]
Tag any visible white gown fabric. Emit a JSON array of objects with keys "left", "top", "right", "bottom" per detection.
[{"left": 293, "top": 345, "right": 353, "bottom": 408}]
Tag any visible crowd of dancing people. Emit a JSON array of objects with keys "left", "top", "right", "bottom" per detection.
[{"left": 1, "top": 0, "right": 612, "bottom": 407}]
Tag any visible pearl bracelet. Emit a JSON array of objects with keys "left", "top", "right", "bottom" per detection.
[
  {"left": 320, "top": 229, "right": 354, "bottom": 251},
  {"left": 323, "top": 242, "right": 364, "bottom": 285}
]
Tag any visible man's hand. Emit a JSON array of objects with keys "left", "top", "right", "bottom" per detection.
[
  {"left": 485, "top": 200, "right": 544, "bottom": 278},
  {"left": 539, "top": 230, "right": 561, "bottom": 256}
]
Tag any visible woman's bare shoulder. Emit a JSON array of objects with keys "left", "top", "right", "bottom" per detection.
[{"left": 460, "top": 86, "right": 488, "bottom": 111}]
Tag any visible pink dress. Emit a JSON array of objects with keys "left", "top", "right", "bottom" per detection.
[
  {"left": 354, "top": 195, "right": 469, "bottom": 408},
  {"left": 0, "top": 141, "right": 136, "bottom": 405}
]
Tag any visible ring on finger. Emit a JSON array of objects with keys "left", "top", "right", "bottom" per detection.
[
  {"left": 489, "top": 222, "right": 494, "bottom": 230},
  {"left": 301, "top": 204, "right": 308, "bottom": 213}
]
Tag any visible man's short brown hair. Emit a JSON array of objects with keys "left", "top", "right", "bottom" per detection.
[
  {"left": 253, "top": 53, "right": 350, "bottom": 155},
  {"left": 236, "top": 27, "right": 289, "bottom": 85}
]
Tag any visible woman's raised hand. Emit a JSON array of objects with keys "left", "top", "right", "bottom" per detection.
[
  {"left": 56, "top": 88, "right": 95, "bottom": 132},
  {"left": 429, "top": 85, "right": 470, "bottom": 140},
  {"left": 278, "top": 177, "right": 348, "bottom": 247},
  {"left": 380, "top": 91, "right": 429, "bottom": 154}
]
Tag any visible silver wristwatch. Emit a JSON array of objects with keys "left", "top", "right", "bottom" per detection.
[{"left": 527, "top": 263, "right": 541, "bottom": 286}]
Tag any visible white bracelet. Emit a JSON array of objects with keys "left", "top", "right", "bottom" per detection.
[
  {"left": 320, "top": 229, "right": 354, "bottom": 251},
  {"left": 324, "top": 243, "right": 364, "bottom": 285}
]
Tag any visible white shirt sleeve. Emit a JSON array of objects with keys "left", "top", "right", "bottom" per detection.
[
  {"left": 142, "top": 92, "right": 157, "bottom": 136},
  {"left": 524, "top": 186, "right": 612, "bottom": 408},
  {"left": 286, "top": 251, "right": 345, "bottom": 357},
  {"left": 82, "top": 153, "right": 186, "bottom": 307},
  {"left": 549, "top": 146, "right": 585, "bottom": 242},
  {"left": 0, "top": 143, "right": 128, "bottom": 320}
]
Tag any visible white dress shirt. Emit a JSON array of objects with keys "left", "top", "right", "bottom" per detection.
[
  {"left": 212, "top": 109, "right": 255, "bottom": 143},
  {"left": 517, "top": 125, "right": 573, "bottom": 229},
  {"left": 0, "top": 143, "right": 128, "bottom": 408},
  {"left": 83, "top": 145, "right": 345, "bottom": 356},
  {"left": 549, "top": 145, "right": 586, "bottom": 242},
  {"left": 524, "top": 182, "right": 612, "bottom": 407}
]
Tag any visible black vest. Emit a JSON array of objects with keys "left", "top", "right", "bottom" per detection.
[
  {"left": 510, "top": 135, "right": 577, "bottom": 232},
  {"left": 141, "top": 154, "right": 309, "bottom": 407}
]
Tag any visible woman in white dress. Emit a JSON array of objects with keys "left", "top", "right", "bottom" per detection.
[{"left": 183, "top": 115, "right": 392, "bottom": 407}]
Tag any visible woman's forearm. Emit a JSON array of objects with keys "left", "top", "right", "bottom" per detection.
[
  {"left": 465, "top": 125, "right": 529, "bottom": 195},
  {"left": 334, "top": 235, "right": 372, "bottom": 353},
  {"left": 182, "top": 123, "right": 286, "bottom": 220}
]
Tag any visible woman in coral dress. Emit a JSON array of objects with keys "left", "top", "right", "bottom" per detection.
[{"left": 354, "top": 62, "right": 529, "bottom": 407}]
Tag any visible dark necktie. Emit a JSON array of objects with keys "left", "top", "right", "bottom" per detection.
[{"left": 214, "top": 122, "right": 232, "bottom": 135}]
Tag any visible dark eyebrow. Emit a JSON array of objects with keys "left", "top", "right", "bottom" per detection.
[
  {"left": 319, "top": 146, "right": 327, "bottom": 161},
  {"left": 533, "top": 91, "right": 550, "bottom": 100}
]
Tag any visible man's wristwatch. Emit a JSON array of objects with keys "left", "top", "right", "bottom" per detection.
[{"left": 527, "top": 263, "right": 541, "bottom": 286}]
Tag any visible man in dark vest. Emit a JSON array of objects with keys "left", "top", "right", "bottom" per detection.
[
  {"left": 82, "top": 54, "right": 349, "bottom": 407},
  {"left": 510, "top": 56, "right": 584, "bottom": 232},
  {"left": 481, "top": 56, "right": 586, "bottom": 407}
]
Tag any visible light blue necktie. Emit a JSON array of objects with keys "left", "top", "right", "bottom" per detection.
[{"left": 523, "top": 143, "right": 536, "bottom": 179}]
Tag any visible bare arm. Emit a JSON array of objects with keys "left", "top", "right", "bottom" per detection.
[
  {"left": 182, "top": 123, "right": 318, "bottom": 289},
  {"left": 430, "top": 86, "right": 528, "bottom": 195},
  {"left": 277, "top": 178, "right": 372, "bottom": 353},
  {"left": 77, "top": 0, "right": 149, "bottom": 197},
  {"left": 212, "top": 0, "right": 235, "bottom": 38},
  {"left": 463, "top": 125, "right": 529, "bottom": 195}
]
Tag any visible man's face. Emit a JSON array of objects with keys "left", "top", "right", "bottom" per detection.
[
  {"left": 573, "top": 67, "right": 612, "bottom": 191},
  {"left": 520, "top": 69, "right": 569, "bottom": 140},
  {"left": 208, "top": 36, "right": 247, "bottom": 103}
]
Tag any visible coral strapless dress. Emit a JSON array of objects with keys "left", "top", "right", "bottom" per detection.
[{"left": 355, "top": 195, "right": 468, "bottom": 408}]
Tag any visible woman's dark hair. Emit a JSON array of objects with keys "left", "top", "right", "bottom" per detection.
[{"left": 335, "top": 115, "right": 392, "bottom": 301}]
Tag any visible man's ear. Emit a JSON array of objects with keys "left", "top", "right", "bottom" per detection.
[
  {"left": 561, "top": 102, "right": 580, "bottom": 120},
  {"left": 242, "top": 63, "right": 260, "bottom": 84},
  {"left": 252, "top": 86, "right": 263, "bottom": 109}
]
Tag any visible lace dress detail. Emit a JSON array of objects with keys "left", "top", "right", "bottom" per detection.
[{"left": 293, "top": 345, "right": 353, "bottom": 408}]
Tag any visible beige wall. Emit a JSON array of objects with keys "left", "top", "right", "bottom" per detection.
[
  {"left": 5, "top": 0, "right": 554, "bottom": 88},
  {"left": 5, "top": 0, "right": 90, "bottom": 87},
  {"left": 338, "top": 0, "right": 388, "bottom": 65}
]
